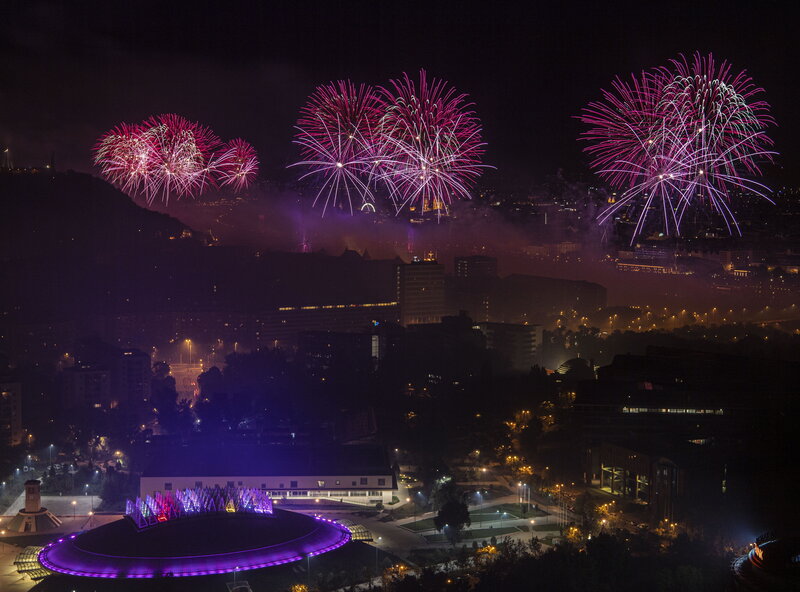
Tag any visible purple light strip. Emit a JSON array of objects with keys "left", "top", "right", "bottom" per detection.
[{"left": 37, "top": 518, "right": 350, "bottom": 579}]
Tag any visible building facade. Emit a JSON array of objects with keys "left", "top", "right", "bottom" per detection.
[
  {"left": 397, "top": 259, "right": 446, "bottom": 326},
  {"left": 0, "top": 381, "right": 23, "bottom": 446},
  {"left": 139, "top": 444, "right": 397, "bottom": 507},
  {"left": 475, "top": 322, "right": 543, "bottom": 371}
]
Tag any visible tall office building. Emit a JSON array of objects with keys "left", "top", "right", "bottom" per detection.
[
  {"left": 475, "top": 322, "right": 543, "bottom": 372},
  {"left": 455, "top": 256, "right": 498, "bottom": 280},
  {"left": 61, "top": 365, "right": 111, "bottom": 409},
  {"left": 113, "top": 349, "right": 152, "bottom": 406},
  {"left": 0, "top": 380, "right": 23, "bottom": 446},
  {"left": 397, "top": 258, "right": 446, "bottom": 326}
]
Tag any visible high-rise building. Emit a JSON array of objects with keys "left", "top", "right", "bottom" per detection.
[
  {"left": 61, "top": 365, "right": 111, "bottom": 410},
  {"left": 453, "top": 256, "right": 499, "bottom": 322},
  {"left": 475, "top": 322, "right": 543, "bottom": 372},
  {"left": 397, "top": 258, "right": 446, "bottom": 326},
  {"left": 113, "top": 349, "right": 152, "bottom": 406},
  {"left": 0, "top": 380, "right": 23, "bottom": 446},
  {"left": 455, "top": 256, "right": 498, "bottom": 280}
]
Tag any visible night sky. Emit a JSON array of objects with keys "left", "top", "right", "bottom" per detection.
[{"left": 1, "top": 0, "right": 796, "bottom": 186}]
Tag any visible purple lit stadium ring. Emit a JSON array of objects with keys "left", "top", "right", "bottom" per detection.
[{"left": 38, "top": 510, "right": 350, "bottom": 578}]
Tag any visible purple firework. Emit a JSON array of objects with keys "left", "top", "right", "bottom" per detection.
[
  {"left": 580, "top": 52, "right": 776, "bottom": 241},
  {"left": 291, "top": 80, "right": 383, "bottom": 214},
  {"left": 291, "top": 71, "right": 489, "bottom": 218}
]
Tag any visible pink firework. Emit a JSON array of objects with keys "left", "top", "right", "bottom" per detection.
[
  {"left": 579, "top": 69, "right": 669, "bottom": 191},
  {"left": 94, "top": 114, "right": 259, "bottom": 203},
  {"left": 140, "top": 114, "right": 223, "bottom": 201},
  {"left": 291, "top": 80, "right": 383, "bottom": 214},
  {"left": 93, "top": 122, "right": 156, "bottom": 197},
  {"left": 216, "top": 138, "right": 260, "bottom": 191},
  {"left": 376, "top": 70, "right": 487, "bottom": 216},
  {"left": 580, "top": 53, "right": 776, "bottom": 241}
]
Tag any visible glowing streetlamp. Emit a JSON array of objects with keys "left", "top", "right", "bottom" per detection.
[{"left": 374, "top": 536, "right": 382, "bottom": 577}]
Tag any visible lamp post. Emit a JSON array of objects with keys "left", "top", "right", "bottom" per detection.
[
  {"left": 375, "top": 536, "right": 382, "bottom": 579},
  {"left": 71, "top": 500, "right": 77, "bottom": 519},
  {"left": 49, "top": 444, "right": 54, "bottom": 466}
]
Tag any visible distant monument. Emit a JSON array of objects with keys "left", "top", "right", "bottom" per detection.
[{"left": 4, "top": 480, "right": 62, "bottom": 533}]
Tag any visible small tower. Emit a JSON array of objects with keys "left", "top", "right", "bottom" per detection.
[
  {"left": 5, "top": 479, "right": 62, "bottom": 533},
  {"left": 24, "top": 479, "right": 42, "bottom": 512}
]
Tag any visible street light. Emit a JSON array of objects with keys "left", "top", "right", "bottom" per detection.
[
  {"left": 49, "top": 444, "right": 54, "bottom": 466},
  {"left": 375, "top": 536, "right": 382, "bottom": 578},
  {"left": 71, "top": 500, "right": 77, "bottom": 519}
]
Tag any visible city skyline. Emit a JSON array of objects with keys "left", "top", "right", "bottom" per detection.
[{"left": 1, "top": 3, "right": 799, "bottom": 591}]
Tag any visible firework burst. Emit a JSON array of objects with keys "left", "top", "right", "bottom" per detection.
[
  {"left": 291, "top": 81, "right": 383, "bottom": 214},
  {"left": 94, "top": 115, "right": 258, "bottom": 203},
  {"left": 376, "top": 70, "right": 487, "bottom": 216},
  {"left": 580, "top": 52, "right": 776, "bottom": 242},
  {"left": 291, "top": 71, "right": 489, "bottom": 218},
  {"left": 216, "top": 138, "right": 260, "bottom": 191}
]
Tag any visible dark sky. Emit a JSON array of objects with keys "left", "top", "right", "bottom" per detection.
[{"left": 1, "top": 0, "right": 796, "bottom": 186}]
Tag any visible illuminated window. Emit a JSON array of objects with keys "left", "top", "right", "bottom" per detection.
[
  {"left": 335, "top": 480, "right": 341, "bottom": 485},
  {"left": 317, "top": 480, "right": 326, "bottom": 487}
]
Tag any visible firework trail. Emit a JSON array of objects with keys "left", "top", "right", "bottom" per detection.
[
  {"left": 580, "top": 52, "right": 776, "bottom": 242},
  {"left": 94, "top": 115, "right": 259, "bottom": 203}
]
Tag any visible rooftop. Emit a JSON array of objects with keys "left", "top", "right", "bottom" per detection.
[{"left": 141, "top": 444, "right": 393, "bottom": 478}]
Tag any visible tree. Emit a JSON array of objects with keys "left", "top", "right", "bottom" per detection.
[
  {"left": 151, "top": 362, "right": 179, "bottom": 431},
  {"left": 434, "top": 500, "right": 471, "bottom": 545}
]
